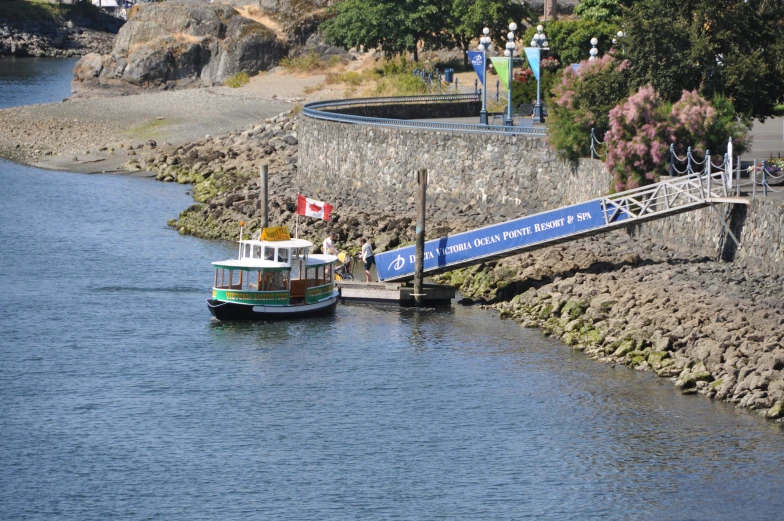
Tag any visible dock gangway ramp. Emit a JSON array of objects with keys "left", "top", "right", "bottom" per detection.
[{"left": 375, "top": 171, "right": 748, "bottom": 282}]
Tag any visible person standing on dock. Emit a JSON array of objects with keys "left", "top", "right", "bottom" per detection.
[
  {"left": 359, "top": 237, "right": 375, "bottom": 283},
  {"left": 323, "top": 232, "right": 338, "bottom": 256}
]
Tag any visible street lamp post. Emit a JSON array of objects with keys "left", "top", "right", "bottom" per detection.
[
  {"left": 478, "top": 27, "right": 492, "bottom": 125},
  {"left": 530, "top": 24, "right": 548, "bottom": 124},
  {"left": 504, "top": 22, "right": 517, "bottom": 127},
  {"left": 589, "top": 37, "right": 599, "bottom": 61},
  {"left": 612, "top": 30, "right": 625, "bottom": 54}
]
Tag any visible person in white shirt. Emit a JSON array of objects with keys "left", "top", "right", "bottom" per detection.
[
  {"left": 323, "top": 232, "right": 338, "bottom": 256},
  {"left": 359, "top": 237, "right": 375, "bottom": 283}
]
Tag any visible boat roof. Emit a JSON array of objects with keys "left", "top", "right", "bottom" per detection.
[
  {"left": 240, "top": 238, "right": 313, "bottom": 248},
  {"left": 212, "top": 253, "right": 337, "bottom": 271}
]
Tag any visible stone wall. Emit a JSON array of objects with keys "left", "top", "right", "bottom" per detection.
[{"left": 298, "top": 115, "right": 784, "bottom": 276}]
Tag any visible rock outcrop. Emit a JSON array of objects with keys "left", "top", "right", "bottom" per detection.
[
  {"left": 0, "top": 7, "right": 123, "bottom": 58},
  {"left": 72, "top": 1, "right": 287, "bottom": 98}
]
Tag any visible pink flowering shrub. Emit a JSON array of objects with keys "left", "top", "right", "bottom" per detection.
[
  {"left": 604, "top": 86, "right": 673, "bottom": 191},
  {"left": 547, "top": 54, "right": 631, "bottom": 161},
  {"left": 604, "top": 87, "right": 751, "bottom": 191},
  {"left": 671, "top": 90, "right": 751, "bottom": 159}
]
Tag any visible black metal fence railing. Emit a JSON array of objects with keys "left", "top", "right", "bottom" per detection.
[{"left": 302, "top": 94, "right": 547, "bottom": 137}]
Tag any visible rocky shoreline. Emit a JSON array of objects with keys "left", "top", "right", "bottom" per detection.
[
  {"left": 3, "top": 93, "right": 781, "bottom": 423},
  {"left": 437, "top": 233, "right": 784, "bottom": 422},
  {"left": 1, "top": 12, "right": 122, "bottom": 58},
  {"left": 116, "top": 110, "right": 784, "bottom": 424}
]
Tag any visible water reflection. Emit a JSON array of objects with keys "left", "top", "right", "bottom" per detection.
[{"left": 0, "top": 57, "right": 79, "bottom": 109}]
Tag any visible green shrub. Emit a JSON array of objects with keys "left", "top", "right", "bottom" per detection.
[
  {"left": 511, "top": 69, "right": 556, "bottom": 108},
  {"left": 376, "top": 56, "right": 415, "bottom": 76},
  {"left": 224, "top": 72, "right": 250, "bottom": 88}
]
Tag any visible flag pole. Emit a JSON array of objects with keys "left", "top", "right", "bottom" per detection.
[{"left": 295, "top": 213, "right": 299, "bottom": 239}]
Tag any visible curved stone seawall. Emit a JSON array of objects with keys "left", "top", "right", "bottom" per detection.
[
  {"left": 298, "top": 116, "right": 783, "bottom": 277},
  {"left": 299, "top": 116, "right": 607, "bottom": 223}
]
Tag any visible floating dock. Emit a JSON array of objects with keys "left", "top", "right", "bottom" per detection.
[{"left": 336, "top": 281, "right": 454, "bottom": 307}]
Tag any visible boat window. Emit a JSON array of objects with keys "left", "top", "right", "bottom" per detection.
[
  {"left": 264, "top": 247, "right": 275, "bottom": 261},
  {"left": 244, "top": 244, "right": 251, "bottom": 258},
  {"left": 277, "top": 248, "right": 289, "bottom": 263},
  {"left": 252, "top": 245, "right": 262, "bottom": 259}
]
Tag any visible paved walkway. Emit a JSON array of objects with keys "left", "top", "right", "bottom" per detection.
[{"left": 745, "top": 117, "right": 784, "bottom": 161}]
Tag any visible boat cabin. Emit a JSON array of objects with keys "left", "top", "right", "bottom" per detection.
[{"left": 211, "top": 238, "right": 336, "bottom": 306}]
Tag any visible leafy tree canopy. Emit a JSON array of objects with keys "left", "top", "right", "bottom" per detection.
[
  {"left": 621, "top": 0, "right": 784, "bottom": 121},
  {"left": 573, "top": 0, "right": 629, "bottom": 23},
  {"left": 321, "top": 0, "right": 445, "bottom": 61},
  {"left": 443, "top": 0, "right": 533, "bottom": 66},
  {"left": 520, "top": 19, "right": 618, "bottom": 66},
  {"left": 321, "top": 0, "right": 534, "bottom": 63}
]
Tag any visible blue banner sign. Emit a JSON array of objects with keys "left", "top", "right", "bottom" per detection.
[
  {"left": 376, "top": 200, "right": 628, "bottom": 281},
  {"left": 467, "top": 51, "right": 485, "bottom": 87},
  {"left": 524, "top": 47, "right": 541, "bottom": 81}
]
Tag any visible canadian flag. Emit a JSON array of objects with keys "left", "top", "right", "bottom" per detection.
[{"left": 296, "top": 194, "right": 333, "bottom": 221}]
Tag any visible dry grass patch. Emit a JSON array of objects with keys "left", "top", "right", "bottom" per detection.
[
  {"left": 235, "top": 6, "right": 287, "bottom": 41},
  {"left": 171, "top": 32, "right": 205, "bottom": 45},
  {"left": 280, "top": 53, "right": 344, "bottom": 74}
]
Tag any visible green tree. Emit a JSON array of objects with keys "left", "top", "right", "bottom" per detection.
[
  {"left": 622, "top": 0, "right": 784, "bottom": 120},
  {"left": 321, "top": 0, "right": 445, "bottom": 62},
  {"left": 443, "top": 0, "right": 533, "bottom": 67},
  {"left": 520, "top": 19, "right": 618, "bottom": 66},
  {"left": 573, "top": 0, "right": 627, "bottom": 23}
]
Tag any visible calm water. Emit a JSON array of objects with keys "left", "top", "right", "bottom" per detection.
[
  {"left": 2, "top": 59, "right": 784, "bottom": 521},
  {"left": 0, "top": 56, "right": 79, "bottom": 109}
]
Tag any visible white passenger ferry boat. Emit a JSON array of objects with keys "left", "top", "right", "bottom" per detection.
[{"left": 207, "top": 226, "right": 339, "bottom": 320}]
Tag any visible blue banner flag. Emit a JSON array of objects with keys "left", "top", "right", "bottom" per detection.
[
  {"left": 571, "top": 63, "right": 581, "bottom": 73},
  {"left": 467, "top": 51, "right": 485, "bottom": 87},
  {"left": 375, "top": 200, "right": 629, "bottom": 281},
  {"left": 524, "top": 47, "right": 541, "bottom": 81}
]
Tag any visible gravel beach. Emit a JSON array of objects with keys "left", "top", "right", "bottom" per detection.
[{"left": 0, "top": 86, "right": 292, "bottom": 165}]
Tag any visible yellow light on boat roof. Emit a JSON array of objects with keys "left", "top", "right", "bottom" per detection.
[{"left": 239, "top": 221, "right": 245, "bottom": 226}]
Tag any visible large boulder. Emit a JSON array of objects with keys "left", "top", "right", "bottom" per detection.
[{"left": 72, "top": 1, "right": 286, "bottom": 98}]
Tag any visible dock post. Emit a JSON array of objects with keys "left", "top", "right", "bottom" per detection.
[
  {"left": 414, "top": 168, "right": 427, "bottom": 307},
  {"left": 260, "top": 164, "right": 269, "bottom": 228}
]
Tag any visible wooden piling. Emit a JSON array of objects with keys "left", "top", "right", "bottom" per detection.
[{"left": 414, "top": 168, "right": 427, "bottom": 307}]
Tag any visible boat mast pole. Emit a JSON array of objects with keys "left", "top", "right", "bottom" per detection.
[{"left": 238, "top": 221, "right": 244, "bottom": 259}]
